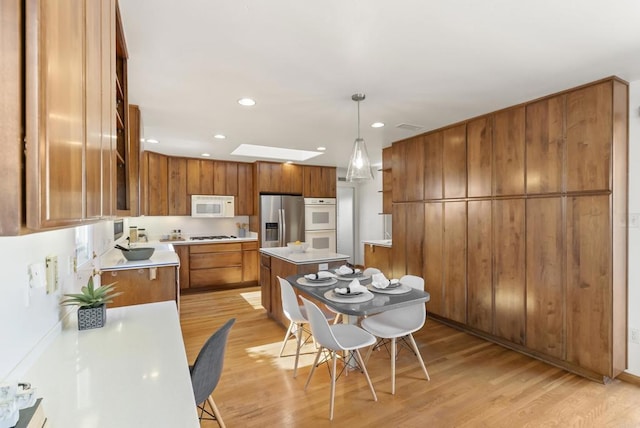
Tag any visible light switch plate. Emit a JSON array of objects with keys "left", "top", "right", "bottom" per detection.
[{"left": 46, "top": 255, "right": 58, "bottom": 294}]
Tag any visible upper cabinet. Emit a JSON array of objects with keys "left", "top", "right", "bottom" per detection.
[
  {"left": 393, "top": 136, "right": 425, "bottom": 202},
  {"left": 25, "top": 0, "right": 118, "bottom": 229},
  {"left": 493, "top": 106, "right": 525, "bottom": 196},
  {"left": 302, "top": 166, "right": 336, "bottom": 198},
  {"left": 255, "top": 161, "right": 303, "bottom": 195},
  {"left": 467, "top": 116, "right": 492, "bottom": 198}
]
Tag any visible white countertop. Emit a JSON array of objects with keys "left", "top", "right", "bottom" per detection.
[
  {"left": 260, "top": 247, "right": 350, "bottom": 265},
  {"left": 362, "top": 239, "right": 393, "bottom": 248},
  {"left": 24, "top": 302, "right": 199, "bottom": 427},
  {"left": 158, "top": 237, "right": 258, "bottom": 245},
  {"left": 100, "top": 243, "right": 180, "bottom": 271}
]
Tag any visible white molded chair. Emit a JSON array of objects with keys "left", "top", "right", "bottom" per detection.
[
  {"left": 328, "top": 267, "right": 381, "bottom": 325},
  {"left": 361, "top": 274, "right": 430, "bottom": 394},
  {"left": 301, "top": 296, "right": 378, "bottom": 420},
  {"left": 278, "top": 277, "right": 334, "bottom": 377}
]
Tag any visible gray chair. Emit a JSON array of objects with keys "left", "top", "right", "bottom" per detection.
[{"left": 190, "top": 318, "right": 235, "bottom": 427}]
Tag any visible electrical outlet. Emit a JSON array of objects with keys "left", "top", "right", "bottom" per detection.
[
  {"left": 631, "top": 328, "right": 640, "bottom": 345},
  {"left": 629, "top": 213, "right": 640, "bottom": 228},
  {"left": 46, "top": 255, "right": 59, "bottom": 294}
]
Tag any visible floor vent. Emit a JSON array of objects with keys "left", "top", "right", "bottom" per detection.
[{"left": 396, "top": 123, "right": 423, "bottom": 132}]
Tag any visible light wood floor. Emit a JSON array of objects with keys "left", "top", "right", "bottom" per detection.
[{"left": 180, "top": 287, "right": 640, "bottom": 427}]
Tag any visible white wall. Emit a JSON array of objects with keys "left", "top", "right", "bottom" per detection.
[
  {"left": 128, "top": 215, "right": 250, "bottom": 240},
  {"left": 626, "top": 80, "right": 640, "bottom": 376}
]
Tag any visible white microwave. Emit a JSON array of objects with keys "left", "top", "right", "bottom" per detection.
[{"left": 191, "top": 195, "right": 235, "bottom": 218}]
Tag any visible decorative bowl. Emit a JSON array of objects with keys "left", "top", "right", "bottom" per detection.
[
  {"left": 287, "top": 242, "right": 309, "bottom": 253},
  {"left": 121, "top": 247, "right": 155, "bottom": 261}
]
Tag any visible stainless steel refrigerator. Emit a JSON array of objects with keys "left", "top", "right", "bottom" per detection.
[{"left": 260, "top": 195, "right": 305, "bottom": 248}]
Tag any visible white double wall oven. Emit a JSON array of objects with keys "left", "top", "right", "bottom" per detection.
[{"left": 304, "top": 198, "right": 337, "bottom": 252}]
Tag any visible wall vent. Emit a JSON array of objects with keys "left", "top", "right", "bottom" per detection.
[
  {"left": 338, "top": 176, "right": 347, "bottom": 182},
  {"left": 396, "top": 123, "right": 423, "bottom": 132}
]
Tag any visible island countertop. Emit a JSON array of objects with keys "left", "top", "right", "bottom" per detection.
[
  {"left": 100, "top": 243, "right": 180, "bottom": 271},
  {"left": 259, "top": 247, "right": 350, "bottom": 265}
]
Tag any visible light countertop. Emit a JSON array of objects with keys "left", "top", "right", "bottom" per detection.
[
  {"left": 24, "top": 302, "right": 199, "bottom": 427},
  {"left": 362, "top": 239, "right": 392, "bottom": 248},
  {"left": 157, "top": 237, "right": 258, "bottom": 245},
  {"left": 260, "top": 247, "right": 350, "bottom": 265},
  {"left": 100, "top": 243, "right": 180, "bottom": 271}
]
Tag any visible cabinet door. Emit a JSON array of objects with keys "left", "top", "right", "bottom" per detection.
[
  {"left": 26, "top": 0, "right": 85, "bottom": 228},
  {"left": 526, "top": 197, "right": 564, "bottom": 359},
  {"left": 467, "top": 200, "right": 492, "bottom": 333},
  {"left": 127, "top": 105, "right": 141, "bottom": 217},
  {"left": 493, "top": 107, "right": 525, "bottom": 196},
  {"left": 100, "top": 0, "right": 115, "bottom": 219},
  {"left": 364, "top": 244, "right": 391, "bottom": 279},
  {"left": 424, "top": 202, "right": 443, "bottom": 316},
  {"left": 303, "top": 166, "right": 337, "bottom": 198},
  {"left": 282, "top": 163, "right": 303, "bottom": 195},
  {"left": 566, "top": 195, "right": 611, "bottom": 375},
  {"left": 381, "top": 147, "right": 393, "bottom": 214},
  {"left": 443, "top": 201, "right": 466, "bottom": 323},
  {"left": 393, "top": 137, "right": 424, "bottom": 202},
  {"left": 526, "top": 95, "right": 564, "bottom": 194},
  {"left": 187, "top": 159, "right": 214, "bottom": 195},
  {"left": 168, "top": 157, "right": 188, "bottom": 215},
  {"left": 443, "top": 125, "right": 467, "bottom": 199},
  {"left": 405, "top": 203, "right": 425, "bottom": 276},
  {"left": 423, "top": 132, "right": 443, "bottom": 200},
  {"left": 146, "top": 152, "right": 168, "bottom": 215},
  {"left": 237, "top": 162, "right": 254, "bottom": 215},
  {"left": 103, "top": 267, "right": 176, "bottom": 308},
  {"left": 242, "top": 249, "right": 259, "bottom": 282},
  {"left": 566, "top": 82, "right": 612, "bottom": 192},
  {"left": 391, "top": 204, "right": 406, "bottom": 278},
  {"left": 493, "top": 198, "right": 525, "bottom": 344},
  {"left": 260, "top": 254, "right": 272, "bottom": 312},
  {"left": 214, "top": 161, "right": 238, "bottom": 196},
  {"left": 467, "top": 116, "right": 492, "bottom": 198},
  {"left": 174, "top": 245, "right": 190, "bottom": 290}
]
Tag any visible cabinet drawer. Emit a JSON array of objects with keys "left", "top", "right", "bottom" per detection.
[
  {"left": 260, "top": 254, "right": 271, "bottom": 268},
  {"left": 242, "top": 241, "right": 259, "bottom": 250},
  {"left": 190, "top": 242, "right": 242, "bottom": 253},
  {"left": 190, "top": 252, "right": 242, "bottom": 269},
  {"left": 190, "top": 267, "right": 243, "bottom": 287}
]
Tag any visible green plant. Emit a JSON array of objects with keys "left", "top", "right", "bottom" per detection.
[{"left": 61, "top": 276, "right": 122, "bottom": 308}]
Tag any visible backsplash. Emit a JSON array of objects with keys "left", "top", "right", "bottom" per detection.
[{"left": 125, "top": 216, "right": 251, "bottom": 240}]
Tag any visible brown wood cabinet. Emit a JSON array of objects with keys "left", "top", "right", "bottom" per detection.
[
  {"left": 187, "top": 158, "right": 214, "bottom": 195},
  {"left": 168, "top": 157, "right": 188, "bottom": 215},
  {"left": 391, "top": 203, "right": 424, "bottom": 278},
  {"left": 174, "top": 245, "right": 190, "bottom": 290},
  {"left": 255, "top": 161, "right": 303, "bottom": 195},
  {"left": 214, "top": 161, "right": 238, "bottom": 196},
  {"left": 363, "top": 244, "right": 392, "bottom": 278},
  {"left": 101, "top": 266, "right": 177, "bottom": 309},
  {"left": 127, "top": 105, "right": 142, "bottom": 216},
  {"left": 390, "top": 77, "right": 628, "bottom": 382},
  {"left": 393, "top": 136, "right": 425, "bottom": 202},
  {"left": 237, "top": 162, "right": 254, "bottom": 215},
  {"left": 143, "top": 151, "right": 169, "bottom": 215},
  {"left": 302, "top": 166, "right": 336, "bottom": 198},
  {"left": 260, "top": 254, "right": 272, "bottom": 312},
  {"left": 381, "top": 147, "right": 393, "bottom": 214},
  {"left": 242, "top": 241, "right": 259, "bottom": 282}
]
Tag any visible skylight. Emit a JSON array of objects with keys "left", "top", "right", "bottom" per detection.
[{"left": 231, "top": 144, "right": 323, "bottom": 162}]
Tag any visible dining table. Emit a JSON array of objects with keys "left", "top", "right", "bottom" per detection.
[{"left": 285, "top": 272, "right": 430, "bottom": 322}]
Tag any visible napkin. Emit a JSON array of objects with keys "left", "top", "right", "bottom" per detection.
[
  {"left": 371, "top": 273, "right": 390, "bottom": 289},
  {"left": 335, "top": 265, "right": 361, "bottom": 275},
  {"left": 334, "top": 279, "right": 368, "bottom": 295},
  {"left": 304, "top": 271, "right": 337, "bottom": 280}
]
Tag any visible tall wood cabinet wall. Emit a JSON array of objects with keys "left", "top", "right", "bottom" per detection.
[{"left": 390, "top": 77, "right": 628, "bottom": 382}]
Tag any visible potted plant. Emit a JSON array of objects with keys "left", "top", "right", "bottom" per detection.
[{"left": 61, "top": 276, "right": 122, "bottom": 330}]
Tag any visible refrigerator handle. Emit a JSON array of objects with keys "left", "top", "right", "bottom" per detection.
[
  {"left": 280, "top": 208, "right": 286, "bottom": 246},
  {"left": 278, "top": 208, "right": 284, "bottom": 246}
]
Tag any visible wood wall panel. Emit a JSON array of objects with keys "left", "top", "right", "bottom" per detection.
[
  {"left": 424, "top": 202, "right": 443, "bottom": 316},
  {"left": 526, "top": 95, "right": 564, "bottom": 194},
  {"left": 423, "top": 132, "right": 443, "bottom": 200},
  {"left": 467, "top": 200, "right": 492, "bottom": 333},
  {"left": 566, "top": 195, "right": 611, "bottom": 375},
  {"left": 493, "top": 198, "right": 525, "bottom": 344},
  {"left": 467, "top": 116, "right": 492, "bottom": 198},
  {"left": 443, "top": 201, "right": 466, "bottom": 323},
  {"left": 443, "top": 125, "right": 467, "bottom": 198},
  {"left": 493, "top": 107, "right": 525, "bottom": 196},
  {"left": 566, "top": 82, "right": 612, "bottom": 192},
  {"left": 526, "top": 197, "right": 564, "bottom": 359}
]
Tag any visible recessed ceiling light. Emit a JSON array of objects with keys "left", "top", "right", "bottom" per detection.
[
  {"left": 146, "top": 138, "right": 159, "bottom": 144},
  {"left": 213, "top": 134, "right": 226, "bottom": 140},
  {"left": 371, "top": 122, "right": 385, "bottom": 128},
  {"left": 238, "top": 98, "right": 256, "bottom": 106},
  {"left": 201, "top": 153, "right": 211, "bottom": 157},
  {"left": 231, "top": 144, "right": 323, "bottom": 162},
  {"left": 317, "top": 146, "right": 326, "bottom": 151}
]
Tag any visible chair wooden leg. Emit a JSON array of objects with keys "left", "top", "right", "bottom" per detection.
[
  {"left": 407, "top": 333, "right": 430, "bottom": 381},
  {"left": 293, "top": 322, "right": 303, "bottom": 378},
  {"left": 279, "top": 321, "right": 294, "bottom": 357},
  {"left": 332, "top": 313, "right": 341, "bottom": 324},
  {"left": 354, "top": 349, "right": 377, "bottom": 402},
  {"left": 391, "top": 337, "right": 397, "bottom": 395},
  {"left": 305, "top": 346, "right": 324, "bottom": 390},
  {"left": 329, "top": 350, "right": 337, "bottom": 420},
  {"left": 207, "top": 395, "right": 226, "bottom": 428}
]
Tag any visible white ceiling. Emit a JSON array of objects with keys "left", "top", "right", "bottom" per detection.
[{"left": 119, "top": 0, "right": 640, "bottom": 169}]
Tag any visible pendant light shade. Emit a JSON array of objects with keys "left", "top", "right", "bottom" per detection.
[{"left": 346, "top": 93, "right": 374, "bottom": 181}]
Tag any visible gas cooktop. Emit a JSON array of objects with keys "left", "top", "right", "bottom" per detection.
[{"left": 190, "top": 235, "right": 237, "bottom": 240}]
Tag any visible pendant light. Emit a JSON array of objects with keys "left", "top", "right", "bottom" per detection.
[{"left": 346, "top": 93, "right": 374, "bottom": 181}]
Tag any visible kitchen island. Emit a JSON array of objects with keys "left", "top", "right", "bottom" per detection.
[
  {"left": 100, "top": 243, "right": 181, "bottom": 310},
  {"left": 259, "top": 247, "right": 349, "bottom": 327}
]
